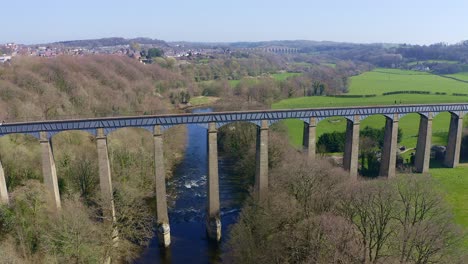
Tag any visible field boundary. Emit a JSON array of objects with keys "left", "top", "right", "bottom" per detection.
[
  {"left": 373, "top": 70, "right": 429, "bottom": 76},
  {"left": 437, "top": 74, "right": 468, "bottom": 84}
]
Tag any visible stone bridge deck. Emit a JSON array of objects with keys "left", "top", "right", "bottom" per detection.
[{"left": 1, "top": 103, "right": 467, "bottom": 138}]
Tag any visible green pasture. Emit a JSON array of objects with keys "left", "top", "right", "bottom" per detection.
[
  {"left": 228, "top": 72, "right": 302, "bottom": 87},
  {"left": 272, "top": 68, "right": 468, "bottom": 149},
  {"left": 189, "top": 96, "right": 219, "bottom": 106},
  {"left": 273, "top": 68, "right": 468, "bottom": 246},
  {"left": 291, "top": 62, "right": 313, "bottom": 67},
  {"left": 228, "top": 79, "right": 241, "bottom": 87},
  {"left": 271, "top": 72, "right": 302, "bottom": 81},
  {"left": 431, "top": 166, "right": 468, "bottom": 245},
  {"left": 273, "top": 94, "right": 468, "bottom": 109},
  {"left": 407, "top": 60, "right": 459, "bottom": 66},
  {"left": 349, "top": 68, "right": 468, "bottom": 95},
  {"left": 275, "top": 111, "right": 455, "bottom": 149},
  {"left": 447, "top": 72, "right": 468, "bottom": 82}
]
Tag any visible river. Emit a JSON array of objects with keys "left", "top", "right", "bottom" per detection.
[{"left": 137, "top": 108, "right": 250, "bottom": 263}]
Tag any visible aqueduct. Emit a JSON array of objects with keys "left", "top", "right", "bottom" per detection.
[{"left": 0, "top": 103, "right": 466, "bottom": 247}]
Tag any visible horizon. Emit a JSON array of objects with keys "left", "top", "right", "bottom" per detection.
[
  {"left": 2, "top": 0, "right": 468, "bottom": 45},
  {"left": 4, "top": 36, "right": 467, "bottom": 47}
]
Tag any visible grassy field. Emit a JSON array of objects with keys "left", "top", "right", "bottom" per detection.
[
  {"left": 431, "top": 166, "right": 468, "bottom": 245},
  {"left": 349, "top": 68, "right": 468, "bottom": 95},
  {"left": 271, "top": 72, "right": 302, "bottom": 81},
  {"left": 407, "top": 60, "right": 459, "bottom": 66},
  {"left": 273, "top": 94, "right": 468, "bottom": 148},
  {"left": 275, "top": 111, "right": 455, "bottom": 148},
  {"left": 447, "top": 72, "right": 468, "bottom": 82},
  {"left": 273, "top": 68, "right": 468, "bottom": 148},
  {"left": 189, "top": 96, "right": 219, "bottom": 106},
  {"left": 228, "top": 72, "right": 302, "bottom": 87},
  {"left": 272, "top": 68, "right": 468, "bottom": 240}
]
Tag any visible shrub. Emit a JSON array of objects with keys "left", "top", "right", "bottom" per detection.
[{"left": 382, "top": 90, "right": 431, "bottom": 95}]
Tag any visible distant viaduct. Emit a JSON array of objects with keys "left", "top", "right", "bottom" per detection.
[
  {"left": 239, "top": 47, "right": 299, "bottom": 54},
  {"left": 0, "top": 103, "right": 466, "bottom": 247}
]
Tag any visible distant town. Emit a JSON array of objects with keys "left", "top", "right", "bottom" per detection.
[
  {"left": 0, "top": 37, "right": 302, "bottom": 65},
  {"left": 0, "top": 41, "right": 221, "bottom": 64}
]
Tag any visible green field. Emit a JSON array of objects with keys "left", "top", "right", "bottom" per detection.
[
  {"left": 228, "top": 79, "right": 241, "bottom": 87},
  {"left": 189, "top": 96, "right": 219, "bottom": 106},
  {"left": 407, "top": 60, "right": 459, "bottom": 66},
  {"left": 228, "top": 72, "right": 302, "bottom": 87},
  {"left": 349, "top": 68, "right": 468, "bottom": 95},
  {"left": 447, "top": 72, "right": 468, "bottom": 82},
  {"left": 273, "top": 68, "right": 468, "bottom": 148},
  {"left": 275, "top": 111, "right": 456, "bottom": 149},
  {"left": 272, "top": 68, "right": 468, "bottom": 239},
  {"left": 271, "top": 72, "right": 302, "bottom": 81},
  {"left": 273, "top": 94, "right": 468, "bottom": 148},
  {"left": 431, "top": 166, "right": 468, "bottom": 245}
]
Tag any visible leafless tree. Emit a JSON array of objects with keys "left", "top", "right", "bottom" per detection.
[
  {"left": 392, "top": 175, "right": 463, "bottom": 264},
  {"left": 339, "top": 180, "right": 398, "bottom": 263}
]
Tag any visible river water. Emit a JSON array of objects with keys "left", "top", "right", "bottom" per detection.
[{"left": 137, "top": 108, "right": 250, "bottom": 263}]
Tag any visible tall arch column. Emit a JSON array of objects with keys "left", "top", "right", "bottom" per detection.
[
  {"left": 343, "top": 115, "right": 360, "bottom": 180},
  {"left": 380, "top": 114, "right": 399, "bottom": 178},
  {"left": 154, "top": 125, "right": 171, "bottom": 247},
  {"left": 255, "top": 120, "right": 269, "bottom": 202},
  {"left": 96, "top": 128, "right": 117, "bottom": 229},
  {"left": 303, "top": 117, "right": 316, "bottom": 160},
  {"left": 0, "top": 159, "right": 9, "bottom": 204},
  {"left": 206, "top": 122, "right": 221, "bottom": 241},
  {"left": 40, "top": 131, "right": 61, "bottom": 210},
  {"left": 444, "top": 112, "right": 463, "bottom": 168},
  {"left": 415, "top": 113, "right": 432, "bottom": 173}
]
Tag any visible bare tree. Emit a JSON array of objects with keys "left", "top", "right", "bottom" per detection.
[
  {"left": 393, "top": 175, "right": 463, "bottom": 264},
  {"left": 339, "top": 180, "right": 398, "bottom": 263}
]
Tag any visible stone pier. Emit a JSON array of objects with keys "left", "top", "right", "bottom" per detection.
[
  {"left": 380, "top": 114, "right": 399, "bottom": 178},
  {"left": 343, "top": 116, "right": 360, "bottom": 180},
  {"left": 302, "top": 117, "right": 316, "bottom": 160},
  {"left": 39, "top": 131, "right": 61, "bottom": 210},
  {"left": 206, "top": 122, "right": 221, "bottom": 241},
  {"left": 96, "top": 128, "right": 117, "bottom": 226},
  {"left": 255, "top": 120, "right": 269, "bottom": 202},
  {"left": 415, "top": 113, "right": 433, "bottom": 173},
  {"left": 153, "top": 125, "right": 171, "bottom": 247},
  {"left": 0, "top": 160, "right": 8, "bottom": 204},
  {"left": 444, "top": 112, "right": 463, "bottom": 168}
]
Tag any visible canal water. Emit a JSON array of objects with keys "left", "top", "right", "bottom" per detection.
[{"left": 137, "top": 108, "right": 250, "bottom": 263}]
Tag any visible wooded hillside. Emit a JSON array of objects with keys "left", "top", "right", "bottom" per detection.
[{"left": 0, "top": 55, "right": 190, "bottom": 121}]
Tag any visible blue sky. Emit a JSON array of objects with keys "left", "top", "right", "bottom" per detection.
[{"left": 1, "top": 0, "right": 467, "bottom": 44}]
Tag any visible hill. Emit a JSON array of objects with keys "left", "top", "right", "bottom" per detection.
[
  {"left": 49, "top": 37, "right": 169, "bottom": 48},
  {"left": 0, "top": 55, "right": 189, "bottom": 121}
]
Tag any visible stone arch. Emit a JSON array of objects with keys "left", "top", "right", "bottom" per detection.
[
  {"left": 432, "top": 111, "right": 465, "bottom": 168},
  {"left": 273, "top": 117, "right": 315, "bottom": 151},
  {"left": 430, "top": 111, "right": 452, "bottom": 148},
  {"left": 105, "top": 126, "right": 153, "bottom": 138},
  {"left": 0, "top": 133, "right": 43, "bottom": 201},
  {"left": 315, "top": 116, "right": 348, "bottom": 156},
  {"left": 217, "top": 121, "right": 259, "bottom": 141},
  {"left": 215, "top": 120, "right": 262, "bottom": 130}
]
